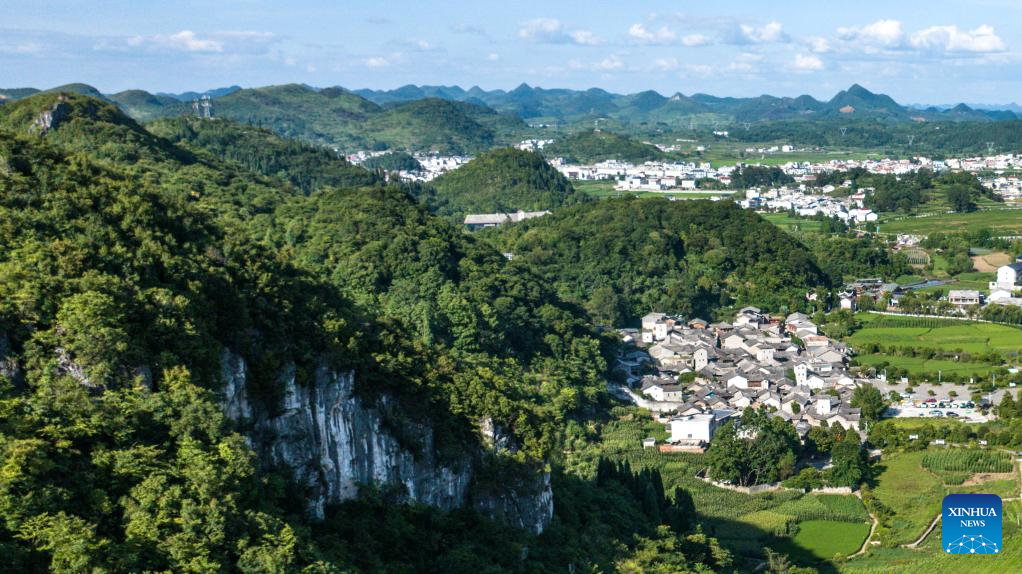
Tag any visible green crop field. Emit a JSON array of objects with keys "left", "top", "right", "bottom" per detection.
[
  {"left": 760, "top": 213, "right": 826, "bottom": 234},
  {"left": 773, "top": 520, "right": 872, "bottom": 562},
  {"left": 878, "top": 208, "right": 1022, "bottom": 236},
  {"left": 572, "top": 179, "right": 732, "bottom": 200},
  {"left": 848, "top": 314, "right": 1022, "bottom": 355},
  {"left": 855, "top": 353, "right": 1000, "bottom": 378}
]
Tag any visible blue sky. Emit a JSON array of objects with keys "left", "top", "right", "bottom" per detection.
[{"left": 2, "top": 0, "right": 1021, "bottom": 103}]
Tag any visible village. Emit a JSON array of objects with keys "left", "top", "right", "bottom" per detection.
[{"left": 613, "top": 307, "right": 872, "bottom": 452}]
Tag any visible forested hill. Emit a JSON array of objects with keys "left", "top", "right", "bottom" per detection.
[
  {"left": 0, "top": 91, "right": 737, "bottom": 572},
  {"left": 147, "top": 116, "right": 383, "bottom": 194},
  {"left": 541, "top": 129, "right": 666, "bottom": 164},
  {"left": 496, "top": 198, "right": 829, "bottom": 325},
  {"left": 426, "top": 147, "right": 588, "bottom": 219}
]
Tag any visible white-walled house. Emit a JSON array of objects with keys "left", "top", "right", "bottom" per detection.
[
  {"left": 669, "top": 413, "right": 716, "bottom": 443},
  {"left": 991, "top": 263, "right": 1022, "bottom": 291}
]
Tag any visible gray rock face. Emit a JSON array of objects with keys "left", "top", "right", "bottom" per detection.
[
  {"left": 220, "top": 350, "right": 553, "bottom": 533},
  {"left": 31, "top": 98, "right": 71, "bottom": 134}
]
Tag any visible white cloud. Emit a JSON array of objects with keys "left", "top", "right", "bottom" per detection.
[
  {"left": 837, "top": 19, "right": 904, "bottom": 48},
  {"left": 0, "top": 42, "right": 44, "bottom": 55},
  {"left": 628, "top": 23, "right": 676, "bottom": 44},
  {"left": 518, "top": 18, "right": 602, "bottom": 45},
  {"left": 681, "top": 33, "right": 710, "bottom": 47},
  {"left": 364, "top": 56, "right": 390, "bottom": 68},
  {"left": 792, "top": 53, "right": 824, "bottom": 71},
  {"left": 909, "top": 25, "right": 1005, "bottom": 53},
  {"left": 807, "top": 36, "right": 830, "bottom": 53},
  {"left": 834, "top": 20, "right": 1006, "bottom": 56},
  {"left": 655, "top": 57, "right": 679, "bottom": 71},
  {"left": 128, "top": 30, "right": 223, "bottom": 52},
  {"left": 487, "top": 52, "right": 500, "bottom": 61},
  {"left": 597, "top": 54, "right": 624, "bottom": 70},
  {"left": 683, "top": 63, "right": 714, "bottom": 77},
  {"left": 518, "top": 18, "right": 562, "bottom": 41},
  {"left": 120, "top": 30, "right": 278, "bottom": 56},
  {"left": 568, "top": 54, "right": 626, "bottom": 71},
  {"left": 740, "top": 21, "right": 787, "bottom": 43},
  {"left": 570, "top": 30, "right": 604, "bottom": 45}
]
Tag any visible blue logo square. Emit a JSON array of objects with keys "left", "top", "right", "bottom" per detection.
[{"left": 942, "top": 494, "right": 1002, "bottom": 555}]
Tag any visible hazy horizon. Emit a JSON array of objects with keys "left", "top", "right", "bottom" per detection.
[{"left": 4, "top": 0, "right": 1022, "bottom": 104}]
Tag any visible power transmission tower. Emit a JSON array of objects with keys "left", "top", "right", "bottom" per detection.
[
  {"left": 907, "top": 135, "right": 915, "bottom": 147},
  {"left": 987, "top": 142, "right": 996, "bottom": 154},
  {"left": 840, "top": 126, "right": 847, "bottom": 137},
  {"left": 201, "top": 95, "right": 213, "bottom": 119}
]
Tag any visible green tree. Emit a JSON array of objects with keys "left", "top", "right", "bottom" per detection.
[
  {"left": 829, "top": 429, "right": 867, "bottom": 488},
  {"left": 851, "top": 384, "right": 889, "bottom": 428}
]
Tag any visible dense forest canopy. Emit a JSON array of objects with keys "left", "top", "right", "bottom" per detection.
[
  {"left": 494, "top": 197, "right": 829, "bottom": 325},
  {"left": 426, "top": 147, "right": 588, "bottom": 219},
  {"left": 542, "top": 130, "right": 667, "bottom": 164},
  {"left": 0, "top": 91, "right": 739, "bottom": 572}
]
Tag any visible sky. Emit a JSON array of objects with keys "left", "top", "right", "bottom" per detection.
[{"left": 2, "top": 0, "right": 1021, "bottom": 104}]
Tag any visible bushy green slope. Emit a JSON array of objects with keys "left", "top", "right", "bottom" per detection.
[
  {"left": 148, "top": 116, "right": 383, "bottom": 194},
  {"left": 0, "top": 91, "right": 741, "bottom": 572},
  {"left": 202, "top": 86, "right": 524, "bottom": 153},
  {"left": 427, "top": 148, "right": 587, "bottom": 218},
  {"left": 496, "top": 197, "right": 829, "bottom": 325},
  {"left": 543, "top": 130, "right": 666, "bottom": 164}
]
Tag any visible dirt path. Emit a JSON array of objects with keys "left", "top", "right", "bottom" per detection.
[{"left": 849, "top": 511, "right": 880, "bottom": 558}]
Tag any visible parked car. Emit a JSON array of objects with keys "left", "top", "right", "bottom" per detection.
[
  {"left": 946, "top": 412, "right": 959, "bottom": 418},
  {"left": 929, "top": 409, "right": 944, "bottom": 417}
]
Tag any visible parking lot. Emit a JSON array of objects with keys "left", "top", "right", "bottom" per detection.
[{"left": 885, "top": 398, "right": 988, "bottom": 423}]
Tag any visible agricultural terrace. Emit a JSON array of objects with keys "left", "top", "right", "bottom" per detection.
[{"left": 566, "top": 408, "right": 871, "bottom": 566}]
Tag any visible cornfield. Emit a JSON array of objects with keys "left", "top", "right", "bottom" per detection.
[{"left": 922, "top": 449, "right": 1013, "bottom": 474}]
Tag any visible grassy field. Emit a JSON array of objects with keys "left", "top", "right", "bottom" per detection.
[
  {"left": 849, "top": 314, "right": 1022, "bottom": 355},
  {"left": 871, "top": 449, "right": 1017, "bottom": 546},
  {"left": 572, "top": 179, "right": 732, "bottom": 200},
  {"left": 854, "top": 353, "right": 1000, "bottom": 378},
  {"left": 841, "top": 501, "right": 1022, "bottom": 573},
  {"left": 878, "top": 208, "right": 1022, "bottom": 235},
  {"left": 774, "top": 520, "right": 871, "bottom": 562},
  {"left": 760, "top": 213, "right": 827, "bottom": 234}
]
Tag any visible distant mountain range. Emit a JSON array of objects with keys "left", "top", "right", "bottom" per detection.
[
  {"left": 2, "top": 81, "right": 1019, "bottom": 154},
  {"left": 352, "top": 82, "right": 1019, "bottom": 124}
]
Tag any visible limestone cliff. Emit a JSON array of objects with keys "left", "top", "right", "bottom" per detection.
[{"left": 220, "top": 350, "right": 553, "bottom": 534}]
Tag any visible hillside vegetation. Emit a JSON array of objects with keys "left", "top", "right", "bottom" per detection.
[
  {"left": 427, "top": 148, "right": 588, "bottom": 218},
  {"left": 543, "top": 129, "right": 666, "bottom": 164},
  {"left": 495, "top": 197, "right": 829, "bottom": 325},
  {"left": 0, "top": 90, "right": 734, "bottom": 573}
]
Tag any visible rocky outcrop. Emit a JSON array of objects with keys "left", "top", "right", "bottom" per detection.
[
  {"left": 220, "top": 350, "right": 553, "bottom": 533},
  {"left": 31, "top": 97, "right": 72, "bottom": 134}
]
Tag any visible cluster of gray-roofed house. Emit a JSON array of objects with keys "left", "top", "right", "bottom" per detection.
[{"left": 615, "top": 306, "right": 874, "bottom": 452}]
